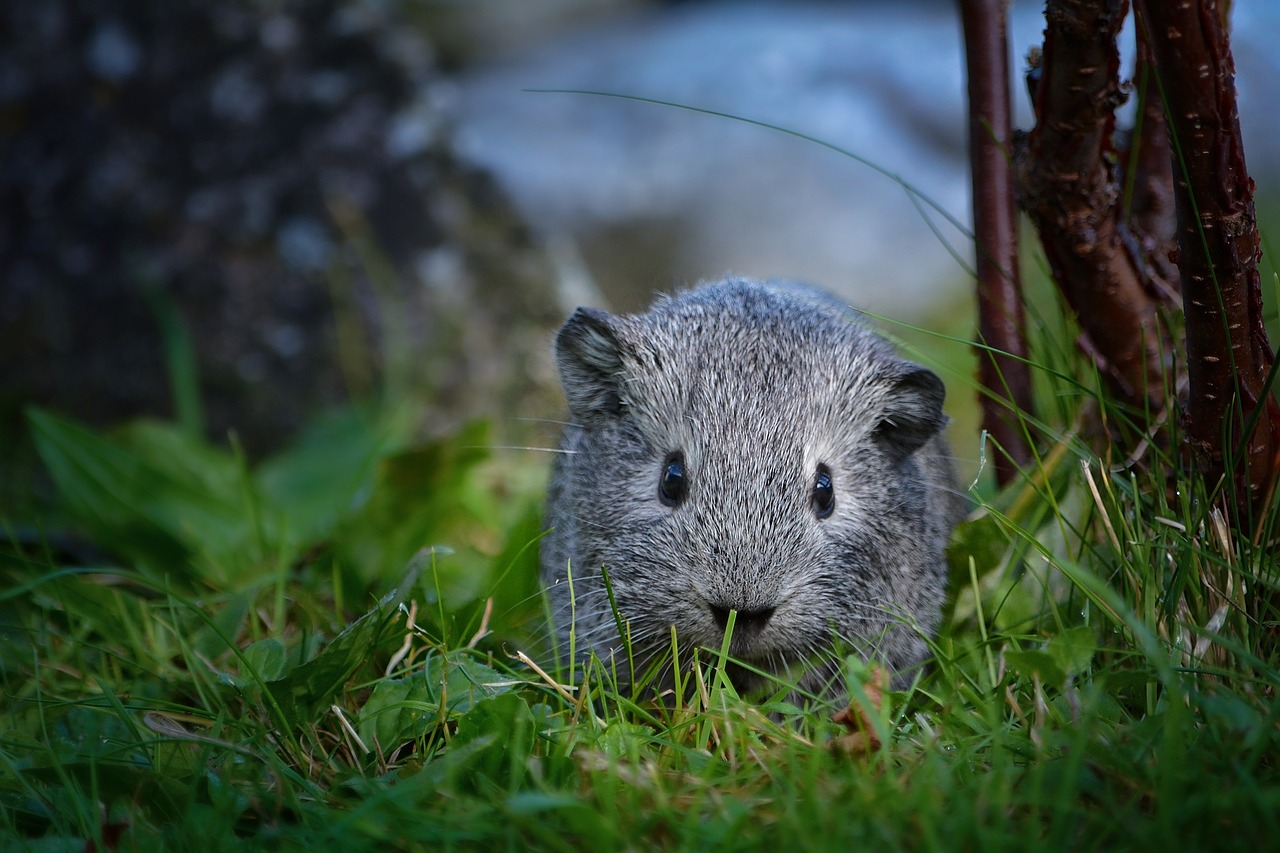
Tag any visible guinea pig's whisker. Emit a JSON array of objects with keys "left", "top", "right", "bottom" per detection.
[
  {"left": 492, "top": 445, "right": 578, "bottom": 455},
  {"left": 512, "top": 416, "right": 579, "bottom": 428}
]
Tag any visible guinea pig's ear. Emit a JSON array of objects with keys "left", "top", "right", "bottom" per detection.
[
  {"left": 874, "top": 364, "right": 947, "bottom": 461},
  {"left": 555, "top": 307, "right": 630, "bottom": 422}
]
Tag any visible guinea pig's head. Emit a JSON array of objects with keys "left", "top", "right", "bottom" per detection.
[{"left": 551, "top": 282, "right": 949, "bottom": 694}]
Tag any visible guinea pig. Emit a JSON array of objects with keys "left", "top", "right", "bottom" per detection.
[{"left": 540, "top": 278, "right": 962, "bottom": 700}]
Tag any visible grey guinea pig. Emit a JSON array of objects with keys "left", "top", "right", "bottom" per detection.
[{"left": 540, "top": 278, "right": 964, "bottom": 700}]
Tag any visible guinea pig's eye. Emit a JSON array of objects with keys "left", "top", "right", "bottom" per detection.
[
  {"left": 811, "top": 464, "right": 835, "bottom": 519},
  {"left": 658, "top": 451, "right": 687, "bottom": 507}
]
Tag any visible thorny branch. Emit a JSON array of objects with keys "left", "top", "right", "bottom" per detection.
[
  {"left": 1013, "top": 0, "right": 1172, "bottom": 414},
  {"left": 965, "top": 0, "right": 1278, "bottom": 527},
  {"left": 1136, "top": 0, "right": 1280, "bottom": 524}
]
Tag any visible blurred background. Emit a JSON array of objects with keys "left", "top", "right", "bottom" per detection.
[{"left": 3, "top": 0, "right": 1279, "bottom": 510}]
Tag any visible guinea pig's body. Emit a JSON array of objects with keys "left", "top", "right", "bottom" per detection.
[{"left": 540, "top": 279, "right": 962, "bottom": 699}]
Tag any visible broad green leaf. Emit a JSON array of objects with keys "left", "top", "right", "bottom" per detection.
[
  {"left": 239, "top": 638, "right": 288, "bottom": 683},
  {"left": 482, "top": 503, "right": 547, "bottom": 629},
  {"left": 28, "top": 407, "right": 405, "bottom": 588},
  {"left": 31, "top": 574, "right": 150, "bottom": 649},
  {"left": 114, "top": 420, "right": 242, "bottom": 502},
  {"left": 265, "top": 589, "right": 404, "bottom": 728},
  {"left": 1047, "top": 626, "right": 1097, "bottom": 678},
  {"left": 990, "top": 576, "right": 1051, "bottom": 633},
  {"left": 334, "top": 422, "right": 491, "bottom": 590},
  {"left": 1004, "top": 649, "right": 1066, "bottom": 685},
  {"left": 450, "top": 693, "right": 536, "bottom": 790},
  {"left": 26, "top": 410, "right": 262, "bottom": 584},
  {"left": 255, "top": 407, "right": 389, "bottom": 553},
  {"left": 942, "top": 513, "right": 1010, "bottom": 625},
  {"left": 192, "top": 590, "right": 252, "bottom": 660},
  {"left": 114, "top": 420, "right": 269, "bottom": 578},
  {"left": 946, "top": 513, "right": 1008, "bottom": 586},
  {"left": 28, "top": 408, "right": 203, "bottom": 577},
  {"left": 358, "top": 677, "right": 428, "bottom": 755},
  {"left": 357, "top": 650, "right": 512, "bottom": 752},
  {"left": 595, "top": 723, "right": 656, "bottom": 761}
]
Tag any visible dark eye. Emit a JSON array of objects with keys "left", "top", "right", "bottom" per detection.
[
  {"left": 659, "top": 451, "right": 687, "bottom": 507},
  {"left": 811, "top": 464, "right": 835, "bottom": 519}
]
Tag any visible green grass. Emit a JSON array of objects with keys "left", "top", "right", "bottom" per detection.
[{"left": 3, "top": 288, "right": 1279, "bottom": 852}]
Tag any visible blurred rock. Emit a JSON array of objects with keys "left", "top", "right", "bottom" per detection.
[{"left": 0, "top": 0, "right": 563, "bottom": 457}]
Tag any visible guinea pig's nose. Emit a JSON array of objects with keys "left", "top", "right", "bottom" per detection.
[{"left": 708, "top": 604, "right": 776, "bottom": 634}]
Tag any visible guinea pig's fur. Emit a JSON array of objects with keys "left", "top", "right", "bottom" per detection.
[{"left": 540, "top": 279, "right": 962, "bottom": 700}]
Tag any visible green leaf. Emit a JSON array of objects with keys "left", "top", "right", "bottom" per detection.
[
  {"left": 28, "top": 409, "right": 202, "bottom": 577},
  {"left": 451, "top": 693, "right": 536, "bottom": 790},
  {"left": 481, "top": 504, "right": 548, "bottom": 629},
  {"left": 946, "top": 513, "right": 1008, "bottom": 581},
  {"left": 1004, "top": 649, "right": 1066, "bottom": 685},
  {"left": 240, "top": 638, "right": 288, "bottom": 683},
  {"left": 26, "top": 410, "right": 261, "bottom": 583},
  {"left": 265, "top": 589, "right": 405, "bottom": 728},
  {"left": 357, "top": 650, "right": 513, "bottom": 752},
  {"left": 27, "top": 407, "right": 407, "bottom": 588},
  {"left": 30, "top": 574, "right": 150, "bottom": 652},
  {"left": 943, "top": 512, "right": 1009, "bottom": 623},
  {"left": 334, "top": 422, "right": 491, "bottom": 589},
  {"left": 357, "top": 677, "right": 427, "bottom": 756},
  {"left": 114, "top": 420, "right": 242, "bottom": 502},
  {"left": 192, "top": 590, "right": 252, "bottom": 660},
  {"left": 255, "top": 407, "right": 388, "bottom": 553},
  {"left": 595, "top": 723, "right": 656, "bottom": 761},
  {"left": 1047, "top": 626, "right": 1097, "bottom": 679}
]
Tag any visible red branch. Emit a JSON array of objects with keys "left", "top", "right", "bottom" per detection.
[
  {"left": 1121, "top": 25, "right": 1179, "bottom": 305},
  {"left": 1137, "top": 0, "right": 1280, "bottom": 522},
  {"left": 959, "top": 0, "right": 1035, "bottom": 485},
  {"left": 1014, "top": 0, "right": 1171, "bottom": 414}
]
